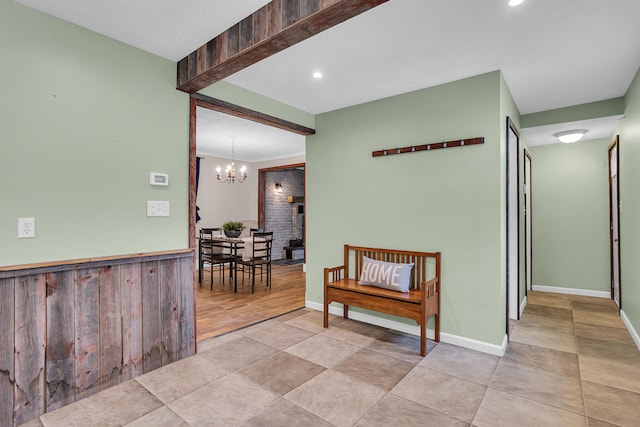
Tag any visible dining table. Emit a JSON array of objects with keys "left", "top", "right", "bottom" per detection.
[{"left": 201, "top": 234, "right": 270, "bottom": 293}]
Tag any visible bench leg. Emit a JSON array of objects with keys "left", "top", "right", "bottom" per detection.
[
  {"left": 323, "top": 302, "right": 329, "bottom": 328},
  {"left": 343, "top": 304, "right": 349, "bottom": 320}
]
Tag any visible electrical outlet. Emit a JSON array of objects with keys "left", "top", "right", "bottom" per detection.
[{"left": 18, "top": 218, "right": 35, "bottom": 238}]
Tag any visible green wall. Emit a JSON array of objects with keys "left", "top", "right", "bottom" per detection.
[
  {"left": 521, "top": 98, "right": 625, "bottom": 128},
  {"left": 306, "top": 71, "right": 506, "bottom": 346},
  {"left": 619, "top": 67, "right": 640, "bottom": 334},
  {"left": 530, "top": 139, "right": 610, "bottom": 292},
  {"left": 0, "top": 1, "right": 189, "bottom": 265}
]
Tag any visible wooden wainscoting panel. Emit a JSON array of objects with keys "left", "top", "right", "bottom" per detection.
[
  {"left": 0, "top": 278, "right": 15, "bottom": 425},
  {"left": 99, "top": 266, "right": 123, "bottom": 390},
  {"left": 142, "top": 261, "right": 162, "bottom": 373},
  {"left": 178, "top": 256, "right": 196, "bottom": 359},
  {"left": 120, "top": 263, "right": 143, "bottom": 381},
  {"left": 0, "top": 250, "right": 195, "bottom": 425},
  {"left": 160, "top": 259, "right": 179, "bottom": 365},
  {"left": 45, "top": 271, "right": 75, "bottom": 412},
  {"left": 74, "top": 268, "right": 101, "bottom": 401},
  {"left": 14, "top": 274, "right": 46, "bottom": 425}
]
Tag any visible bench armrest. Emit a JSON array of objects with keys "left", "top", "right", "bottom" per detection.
[
  {"left": 324, "top": 265, "right": 345, "bottom": 284},
  {"left": 421, "top": 277, "right": 439, "bottom": 299}
]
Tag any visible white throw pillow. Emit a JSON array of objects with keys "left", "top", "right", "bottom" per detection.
[{"left": 358, "top": 256, "right": 414, "bottom": 292}]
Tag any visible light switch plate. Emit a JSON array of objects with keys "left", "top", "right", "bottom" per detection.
[
  {"left": 147, "top": 201, "right": 170, "bottom": 217},
  {"left": 18, "top": 218, "right": 35, "bottom": 238}
]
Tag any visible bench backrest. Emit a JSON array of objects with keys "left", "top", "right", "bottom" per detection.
[{"left": 344, "top": 244, "right": 440, "bottom": 291}]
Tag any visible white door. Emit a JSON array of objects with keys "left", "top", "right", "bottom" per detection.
[
  {"left": 524, "top": 151, "right": 532, "bottom": 292},
  {"left": 507, "top": 119, "right": 520, "bottom": 321},
  {"left": 609, "top": 137, "right": 621, "bottom": 308}
]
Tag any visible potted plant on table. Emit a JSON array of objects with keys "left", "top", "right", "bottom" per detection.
[{"left": 222, "top": 220, "right": 245, "bottom": 238}]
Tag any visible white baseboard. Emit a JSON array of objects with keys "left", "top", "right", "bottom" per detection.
[
  {"left": 621, "top": 310, "right": 640, "bottom": 351},
  {"left": 305, "top": 301, "right": 507, "bottom": 357},
  {"left": 440, "top": 331, "right": 508, "bottom": 357},
  {"left": 520, "top": 296, "right": 527, "bottom": 317},
  {"left": 532, "top": 285, "right": 610, "bottom": 299}
]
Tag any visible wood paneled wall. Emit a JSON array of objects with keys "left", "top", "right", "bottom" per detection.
[{"left": 0, "top": 250, "right": 195, "bottom": 426}]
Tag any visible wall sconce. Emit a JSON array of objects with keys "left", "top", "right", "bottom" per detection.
[{"left": 275, "top": 183, "right": 283, "bottom": 193}]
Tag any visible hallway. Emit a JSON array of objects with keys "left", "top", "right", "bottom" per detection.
[{"left": 23, "top": 291, "right": 640, "bottom": 426}]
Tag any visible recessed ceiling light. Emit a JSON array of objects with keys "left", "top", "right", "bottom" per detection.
[
  {"left": 509, "top": 0, "right": 524, "bottom": 6},
  {"left": 313, "top": 72, "right": 323, "bottom": 79},
  {"left": 554, "top": 130, "right": 587, "bottom": 144}
]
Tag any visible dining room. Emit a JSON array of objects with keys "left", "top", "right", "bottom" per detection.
[{"left": 194, "top": 103, "right": 308, "bottom": 341}]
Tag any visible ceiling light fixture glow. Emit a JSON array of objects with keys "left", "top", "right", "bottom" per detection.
[
  {"left": 554, "top": 129, "right": 587, "bottom": 144},
  {"left": 508, "top": 0, "right": 524, "bottom": 6},
  {"left": 313, "top": 72, "right": 323, "bottom": 79},
  {"left": 216, "top": 137, "right": 247, "bottom": 184}
]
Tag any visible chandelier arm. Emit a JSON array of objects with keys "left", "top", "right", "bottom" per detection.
[{"left": 215, "top": 137, "right": 247, "bottom": 184}]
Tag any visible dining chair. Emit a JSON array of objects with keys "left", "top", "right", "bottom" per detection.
[
  {"left": 200, "top": 227, "right": 233, "bottom": 290},
  {"left": 237, "top": 231, "right": 273, "bottom": 293},
  {"left": 249, "top": 228, "right": 265, "bottom": 277}
]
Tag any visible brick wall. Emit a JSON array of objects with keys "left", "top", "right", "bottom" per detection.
[{"left": 265, "top": 169, "right": 304, "bottom": 260}]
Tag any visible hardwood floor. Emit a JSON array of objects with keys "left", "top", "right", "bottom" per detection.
[{"left": 196, "top": 262, "right": 306, "bottom": 342}]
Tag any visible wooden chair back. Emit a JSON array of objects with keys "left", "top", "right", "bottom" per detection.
[{"left": 251, "top": 231, "right": 273, "bottom": 261}]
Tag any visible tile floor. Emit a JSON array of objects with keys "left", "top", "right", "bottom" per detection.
[{"left": 22, "top": 291, "right": 640, "bottom": 427}]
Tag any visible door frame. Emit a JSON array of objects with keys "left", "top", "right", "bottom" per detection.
[
  {"left": 524, "top": 149, "right": 533, "bottom": 293},
  {"left": 608, "top": 135, "right": 621, "bottom": 309},
  {"left": 506, "top": 117, "right": 521, "bottom": 331},
  {"left": 188, "top": 93, "right": 315, "bottom": 252}
]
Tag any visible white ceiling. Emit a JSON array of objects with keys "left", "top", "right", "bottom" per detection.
[
  {"left": 196, "top": 107, "right": 305, "bottom": 162},
  {"left": 16, "top": 0, "right": 640, "bottom": 154},
  {"left": 15, "top": 0, "right": 272, "bottom": 62}
]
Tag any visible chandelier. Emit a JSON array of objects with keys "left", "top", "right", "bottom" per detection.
[{"left": 216, "top": 137, "right": 247, "bottom": 184}]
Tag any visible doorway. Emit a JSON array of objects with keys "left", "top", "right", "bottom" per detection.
[
  {"left": 189, "top": 94, "right": 315, "bottom": 341},
  {"left": 608, "top": 135, "right": 621, "bottom": 309},
  {"left": 524, "top": 150, "right": 532, "bottom": 293},
  {"left": 506, "top": 117, "right": 520, "bottom": 328}
]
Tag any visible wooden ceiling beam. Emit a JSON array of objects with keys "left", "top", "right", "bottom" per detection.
[{"left": 176, "top": 0, "right": 389, "bottom": 93}]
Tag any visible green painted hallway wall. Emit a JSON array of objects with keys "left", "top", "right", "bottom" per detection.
[
  {"left": 306, "top": 72, "right": 508, "bottom": 347},
  {"left": 530, "top": 139, "right": 611, "bottom": 293}
]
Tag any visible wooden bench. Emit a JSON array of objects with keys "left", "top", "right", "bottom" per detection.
[{"left": 324, "top": 244, "right": 440, "bottom": 356}]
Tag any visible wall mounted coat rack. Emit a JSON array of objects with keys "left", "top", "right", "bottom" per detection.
[{"left": 372, "top": 137, "right": 484, "bottom": 157}]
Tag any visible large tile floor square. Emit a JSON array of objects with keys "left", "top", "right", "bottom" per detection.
[
  {"left": 284, "top": 370, "right": 385, "bottom": 427},
  {"left": 25, "top": 292, "right": 640, "bottom": 427}
]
